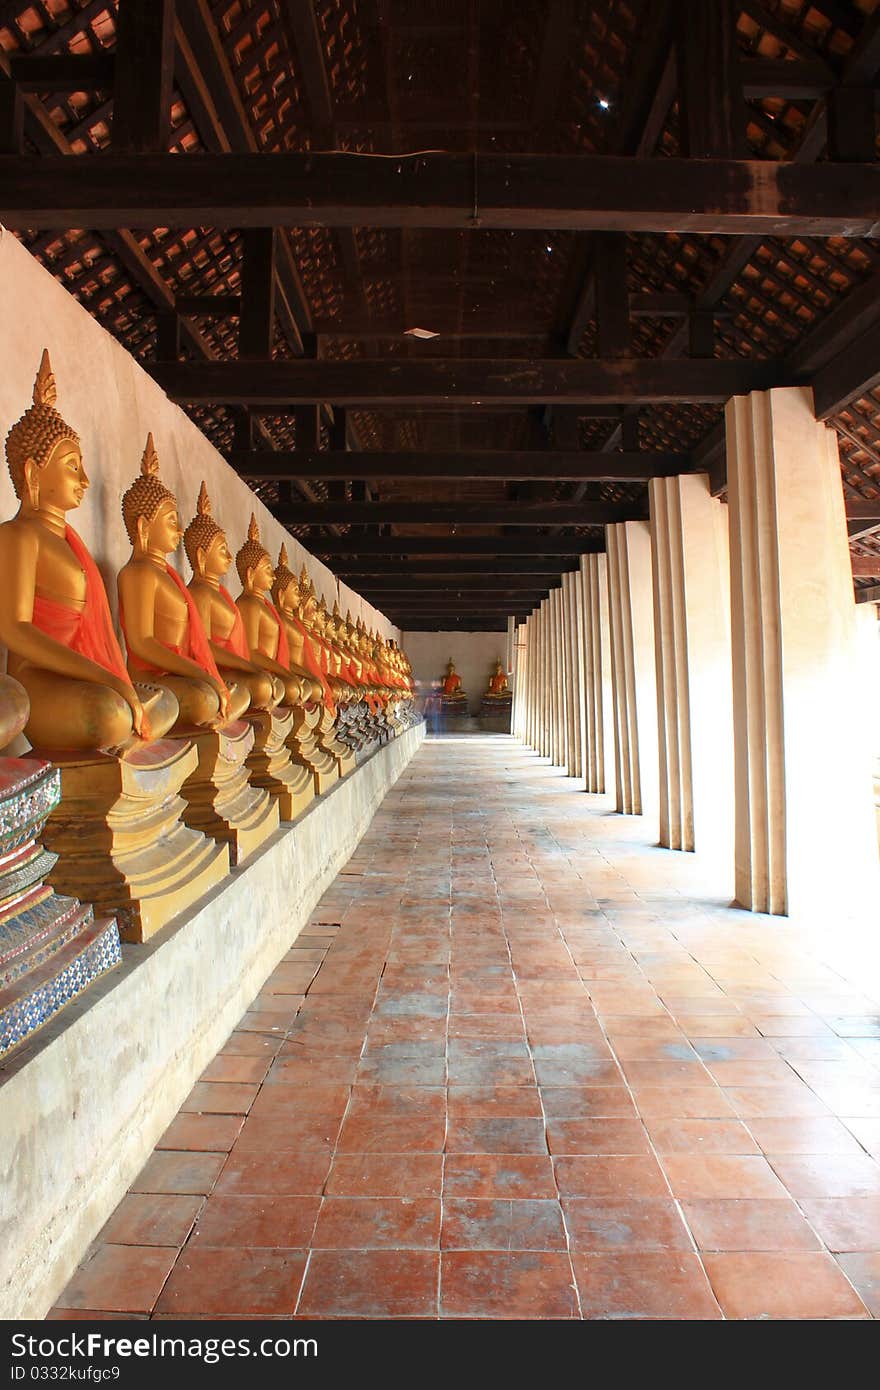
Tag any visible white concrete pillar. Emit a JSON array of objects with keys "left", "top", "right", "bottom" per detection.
[
  {"left": 512, "top": 620, "right": 524, "bottom": 738},
  {"left": 555, "top": 587, "right": 569, "bottom": 769},
  {"left": 527, "top": 609, "right": 538, "bottom": 749},
  {"left": 550, "top": 588, "right": 564, "bottom": 767},
  {"left": 563, "top": 572, "right": 583, "bottom": 778},
  {"left": 579, "top": 554, "right": 615, "bottom": 797},
  {"left": 726, "top": 385, "right": 878, "bottom": 918},
  {"left": 649, "top": 473, "right": 734, "bottom": 864},
  {"left": 605, "top": 521, "right": 659, "bottom": 819},
  {"left": 539, "top": 598, "right": 550, "bottom": 758}
]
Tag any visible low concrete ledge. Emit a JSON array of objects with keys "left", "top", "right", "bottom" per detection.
[{"left": 0, "top": 721, "right": 425, "bottom": 1320}]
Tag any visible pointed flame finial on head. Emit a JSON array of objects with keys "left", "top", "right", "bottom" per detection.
[
  {"left": 196, "top": 479, "right": 212, "bottom": 516},
  {"left": 141, "top": 432, "right": 160, "bottom": 478},
  {"left": 247, "top": 512, "right": 260, "bottom": 542},
  {"left": 33, "top": 349, "right": 57, "bottom": 408},
  {"left": 278, "top": 542, "right": 289, "bottom": 569}
]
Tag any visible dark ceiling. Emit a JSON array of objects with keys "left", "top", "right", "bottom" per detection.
[{"left": 1, "top": 0, "right": 879, "bottom": 629}]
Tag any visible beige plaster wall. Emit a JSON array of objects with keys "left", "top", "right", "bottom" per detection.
[
  {"left": 0, "top": 228, "right": 398, "bottom": 644},
  {"left": 402, "top": 629, "right": 512, "bottom": 716}
]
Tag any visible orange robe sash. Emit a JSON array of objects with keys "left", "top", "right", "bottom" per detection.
[
  {"left": 124, "top": 564, "right": 226, "bottom": 694},
  {"left": 214, "top": 586, "right": 250, "bottom": 661},
  {"left": 30, "top": 526, "right": 131, "bottom": 687},
  {"left": 289, "top": 614, "right": 335, "bottom": 714}
]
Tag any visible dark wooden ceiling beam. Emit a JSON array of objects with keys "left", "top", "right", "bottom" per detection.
[
  {"left": 229, "top": 448, "right": 690, "bottom": 480},
  {"left": 845, "top": 498, "right": 880, "bottom": 521},
  {"left": 7, "top": 53, "right": 116, "bottom": 89},
  {"left": 279, "top": 502, "right": 645, "bottom": 526},
  {"left": 334, "top": 560, "right": 579, "bottom": 576},
  {"left": 239, "top": 228, "right": 276, "bottom": 359},
  {"left": 561, "top": 0, "right": 678, "bottom": 355},
  {"left": 675, "top": 0, "right": 745, "bottom": 159},
  {"left": 113, "top": 0, "right": 175, "bottom": 154},
  {"left": 738, "top": 58, "right": 837, "bottom": 100},
  {"left": 851, "top": 555, "right": 880, "bottom": 576},
  {"left": 306, "top": 536, "right": 602, "bottom": 555},
  {"left": 813, "top": 315, "right": 880, "bottom": 417},
  {"left": 151, "top": 357, "right": 784, "bottom": 406},
  {"left": 383, "top": 594, "right": 532, "bottom": 603},
  {"left": 5, "top": 151, "right": 880, "bottom": 235}
]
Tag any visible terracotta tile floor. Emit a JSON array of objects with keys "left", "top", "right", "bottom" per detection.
[{"left": 50, "top": 736, "right": 880, "bottom": 1320}]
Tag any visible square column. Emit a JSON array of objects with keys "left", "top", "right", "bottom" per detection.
[
  {"left": 649, "top": 473, "right": 734, "bottom": 863},
  {"left": 605, "top": 521, "right": 658, "bottom": 818},
  {"left": 554, "top": 586, "right": 569, "bottom": 769},
  {"left": 581, "top": 550, "right": 614, "bottom": 800},
  {"left": 538, "top": 598, "right": 550, "bottom": 758},
  {"left": 726, "top": 385, "right": 878, "bottom": 917},
  {"left": 579, "top": 554, "right": 616, "bottom": 797},
  {"left": 563, "top": 571, "right": 584, "bottom": 779}
]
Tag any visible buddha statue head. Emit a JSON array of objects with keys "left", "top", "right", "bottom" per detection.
[
  {"left": 297, "top": 565, "right": 318, "bottom": 625},
  {"left": 5, "top": 350, "right": 87, "bottom": 516},
  {"left": 313, "top": 594, "right": 328, "bottom": 638},
  {"left": 122, "top": 434, "right": 182, "bottom": 556},
  {"left": 271, "top": 543, "right": 300, "bottom": 615},
  {"left": 235, "top": 513, "right": 275, "bottom": 594},
  {"left": 184, "top": 480, "right": 232, "bottom": 583},
  {"left": 327, "top": 600, "right": 345, "bottom": 643}
]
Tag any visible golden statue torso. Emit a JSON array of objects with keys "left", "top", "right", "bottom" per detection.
[
  {"left": 237, "top": 592, "right": 282, "bottom": 663},
  {"left": 189, "top": 578, "right": 236, "bottom": 646},
  {"left": 10, "top": 517, "right": 87, "bottom": 616},
  {"left": 118, "top": 557, "right": 190, "bottom": 653}
]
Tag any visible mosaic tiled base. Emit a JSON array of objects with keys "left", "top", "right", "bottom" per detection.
[
  {"left": 0, "top": 755, "right": 122, "bottom": 1059},
  {"left": 0, "top": 913, "right": 121, "bottom": 1056},
  {"left": 0, "top": 756, "right": 61, "bottom": 853}
]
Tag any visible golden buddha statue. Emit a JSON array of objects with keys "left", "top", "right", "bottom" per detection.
[
  {"left": 270, "top": 548, "right": 324, "bottom": 706},
  {"left": 234, "top": 515, "right": 304, "bottom": 708},
  {"left": 0, "top": 352, "right": 177, "bottom": 751},
  {"left": 266, "top": 546, "right": 340, "bottom": 796},
  {"left": 442, "top": 658, "right": 466, "bottom": 699},
  {"left": 275, "top": 569, "right": 351, "bottom": 773},
  {"left": 184, "top": 482, "right": 281, "bottom": 713},
  {"left": 120, "top": 444, "right": 279, "bottom": 859},
  {"left": 118, "top": 436, "right": 251, "bottom": 729},
  {"left": 486, "top": 659, "right": 510, "bottom": 698},
  {"left": 0, "top": 356, "right": 230, "bottom": 940}
]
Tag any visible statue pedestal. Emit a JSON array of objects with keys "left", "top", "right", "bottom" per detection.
[
  {"left": 439, "top": 696, "right": 471, "bottom": 730},
  {"left": 0, "top": 756, "right": 122, "bottom": 1056},
  {"left": 336, "top": 700, "right": 369, "bottom": 752},
  {"left": 246, "top": 707, "right": 315, "bottom": 820},
  {"left": 288, "top": 703, "right": 339, "bottom": 796},
  {"left": 179, "top": 721, "right": 279, "bottom": 867},
  {"left": 317, "top": 704, "right": 355, "bottom": 778},
  {"left": 479, "top": 695, "right": 512, "bottom": 732},
  {"left": 240, "top": 711, "right": 312, "bottom": 817},
  {"left": 33, "top": 741, "right": 229, "bottom": 945}
]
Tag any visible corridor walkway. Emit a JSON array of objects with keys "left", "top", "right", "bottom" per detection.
[{"left": 51, "top": 737, "right": 880, "bottom": 1320}]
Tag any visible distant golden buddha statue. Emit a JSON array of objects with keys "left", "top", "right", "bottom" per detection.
[
  {"left": 442, "top": 658, "right": 466, "bottom": 699},
  {"left": 0, "top": 352, "right": 176, "bottom": 750},
  {"left": 270, "top": 547, "right": 324, "bottom": 706},
  {"left": 486, "top": 659, "right": 510, "bottom": 698},
  {"left": 118, "top": 435, "right": 249, "bottom": 730},
  {"left": 184, "top": 482, "right": 282, "bottom": 714},
  {"left": 234, "top": 515, "right": 304, "bottom": 708}
]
